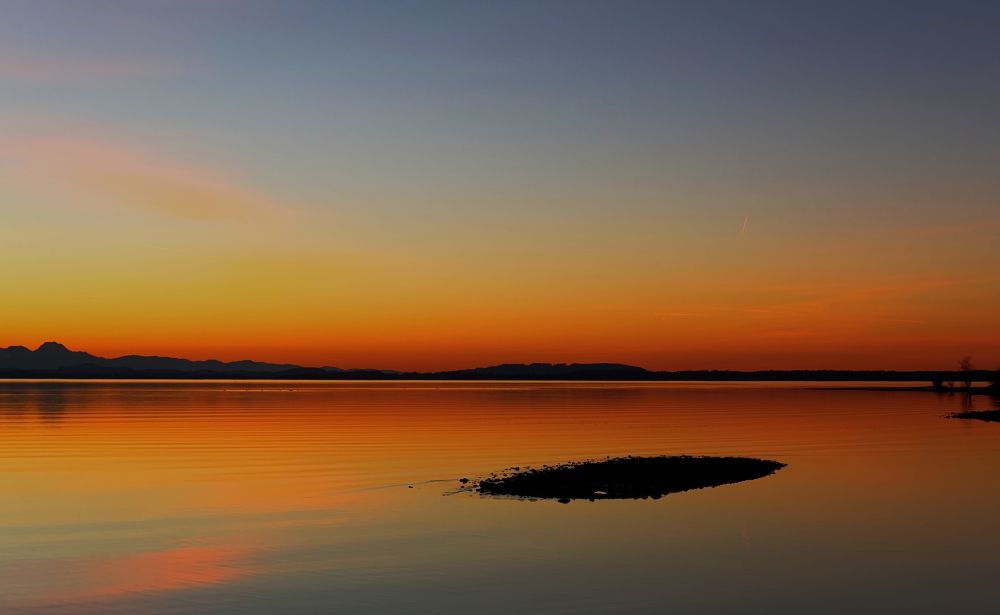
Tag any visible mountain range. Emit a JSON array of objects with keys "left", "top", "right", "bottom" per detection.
[
  {"left": 0, "top": 342, "right": 993, "bottom": 382},
  {"left": 0, "top": 342, "right": 299, "bottom": 373}
]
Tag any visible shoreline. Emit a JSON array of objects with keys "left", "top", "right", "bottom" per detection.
[{"left": 823, "top": 385, "right": 998, "bottom": 396}]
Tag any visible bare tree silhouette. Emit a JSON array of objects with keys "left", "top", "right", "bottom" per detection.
[{"left": 958, "top": 356, "right": 976, "bottom": 390}]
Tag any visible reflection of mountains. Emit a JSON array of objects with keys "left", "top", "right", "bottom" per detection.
[{"left": 2, "top": 342, "right": 997, "bottom": 382}]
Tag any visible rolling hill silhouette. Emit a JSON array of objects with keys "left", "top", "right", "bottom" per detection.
[
  {"left": 0, "top": 342, "right": 298, "bottom": 373},
  {"left": 0, "top": 342, "right": 993, "bottom": 382}
]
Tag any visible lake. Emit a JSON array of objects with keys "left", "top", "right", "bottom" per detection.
[{"left": 1, "top": 381, "right": 998, "bottom": 614}]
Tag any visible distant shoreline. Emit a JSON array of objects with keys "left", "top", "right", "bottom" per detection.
[
  {"left": 2, "top": 342, "right": 997, "bottom": 384},
  {"left": 824, "top": 385, "right": 998, "bottom": 395},
  {"left": 0, "top": 370, "right": 997, "bottom": 387}
]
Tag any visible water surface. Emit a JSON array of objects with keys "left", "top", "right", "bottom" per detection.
[{"left": 1, "top": 382, "right": 998, "bottom": 614}]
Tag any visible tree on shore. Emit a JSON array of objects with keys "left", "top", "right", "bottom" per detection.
[{"left": 958, "top": 356, "right": 976, "bottom": 390}]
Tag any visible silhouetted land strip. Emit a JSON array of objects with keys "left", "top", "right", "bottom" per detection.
[
  {"left": 2, "top": 365, "right": 995, "bottom": 382},
  {"left": 832, "top": 384, "right": 999, "bottom": 396},
  {"left": 3, "top": 343, "right": 999, "bottom": 382},
  {"left": 474, "top": 455, "right": 785, "bottom": 502},
  {"left": 949, "top": 410, "right": 1000, "bottom": 423}
]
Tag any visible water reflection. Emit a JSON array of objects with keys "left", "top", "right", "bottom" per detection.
[
  {"left": 0, "top": 382, "right": 999, "bottom": 614},
  {"left": 0, "top": 382, "right": 69, "bottom": 423}
]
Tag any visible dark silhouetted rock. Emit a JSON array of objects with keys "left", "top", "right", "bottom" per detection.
[{"left": 475, "top": 455, "right": 785, "bottom": 501}]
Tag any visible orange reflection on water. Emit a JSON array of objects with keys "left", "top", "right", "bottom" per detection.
[
  {"left": 82, "top": 545, "right": 254, "bottom": 598},
  {"left": 1, "top": 382, "right": 999, "bottom": 613}
]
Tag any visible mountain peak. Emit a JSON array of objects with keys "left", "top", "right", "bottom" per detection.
[
  {"left": 37, "top": 341, "right": 70, "bottom": 352},
  {"left": 0, "top": 342, "right": 299, "bottom": 374}
]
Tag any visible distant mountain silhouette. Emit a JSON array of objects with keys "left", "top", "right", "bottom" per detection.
[
  {"left": 0, "top": 342, "right": 995, "bottom": 382},
  {"left": 0, "top": 342, "right": 298, "bottom": 373},
  {"left": 436, "top": 363, "right": 645, "bottom": 379}
]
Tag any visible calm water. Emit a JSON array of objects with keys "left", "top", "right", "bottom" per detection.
[{"left": 1, "top": 382, "right": 999, "bottom": 614}]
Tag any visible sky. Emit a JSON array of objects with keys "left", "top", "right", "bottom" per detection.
[{"left": 1, "top": 0, "right": 998, "bottom": 371}]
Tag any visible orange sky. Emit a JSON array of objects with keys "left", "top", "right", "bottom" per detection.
[
  {"left": 1, "top": 131, "right": 997, "bottom": 371},
  {"left": 1, "top": 4, "right": 998, "bottom": 371}
]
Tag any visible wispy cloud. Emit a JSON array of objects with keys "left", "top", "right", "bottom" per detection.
[
  {"left": 834, "top": 277, "right": 998, "bottom": 302},
  {"left": 0, "top": 136, "right": 283, "bottom": 221}
]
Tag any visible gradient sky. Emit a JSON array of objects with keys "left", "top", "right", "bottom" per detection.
[{"left": 1, "top": 1, "right": 998, "bottom": 370}]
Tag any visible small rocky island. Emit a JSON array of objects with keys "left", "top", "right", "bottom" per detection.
[{"left": 473, "top": 455, "right": 785, "bottom": 502}]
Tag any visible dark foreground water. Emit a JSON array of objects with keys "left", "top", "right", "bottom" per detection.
[{"left": 1, "top": 382, "right": 998, "bottom": 614}]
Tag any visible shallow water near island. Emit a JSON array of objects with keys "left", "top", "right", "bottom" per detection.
[{"left": 1, "top": 381, "right": 999, "bottom": 614}]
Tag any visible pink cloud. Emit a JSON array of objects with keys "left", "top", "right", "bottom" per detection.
[{"left": 0, "top": 135, "right": 283, "bottom": 221}]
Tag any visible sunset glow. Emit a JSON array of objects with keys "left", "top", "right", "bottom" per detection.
[
  {"left": 1, "top": 3, "right": 997, "bottom": 371},
  {"left": 4, "top": 6, "right": 1000, "bottom": 614}
]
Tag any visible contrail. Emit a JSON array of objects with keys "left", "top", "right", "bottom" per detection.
[{"left": 741, "top": 216, "right": 748, "bottom": 236}]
